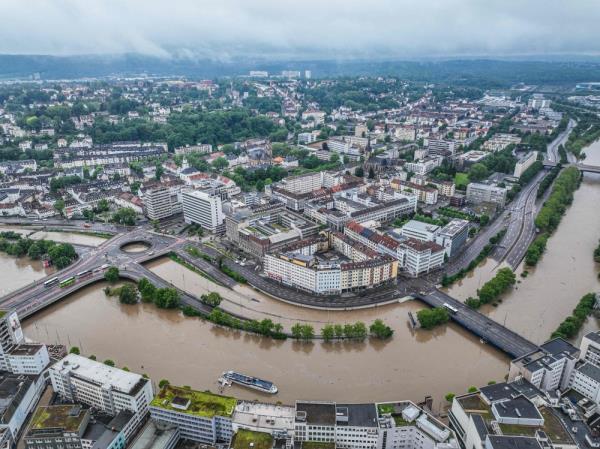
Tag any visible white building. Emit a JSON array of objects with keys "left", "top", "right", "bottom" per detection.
[
  {"left": 400, "top": 220, "right": 440, "bottom": 242},
  {"left": 182, "top": 189, "right": 224, "bottom": 233},
  {"left": 0, "top": 309, "right": 24, "bottom": 371},
  {"left": 150, "top": 385, "right": 235, "bottom": 444},
  {"left": 49, "top": 354, "right": 154, "bottom": 441},
  {"left": 513, "top": 151, "right": 538, "bottom": 178},
  {"left": 143, "top": 186, "right": 174, "bottom": 221},
  {"left": 7, "top": 344, "right": 49, "bottom": 375},
  {"left": 466, "top": 183, "right": 507, "bottom": 208}
]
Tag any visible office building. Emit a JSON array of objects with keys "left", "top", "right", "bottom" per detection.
[
  {"left": 182, "top": 189, "right": 224, "bottom": 233},
  {"left": 449, "top": 381, "right": 575, "bottom": 449},
  {"left": 435, "top": 219, "right": 470, "bottom": 258},
  {"left": 143, "top": 187, "right": 174, "bottom": 221},
  {"left": 400, "top": 220, "right": 440, "bottom": 242},
  {"left": 466, "top": 183, "right": 507, "bottom": 207},
  {"left": 150, "top": 385, "right": 236, "bottom": 444},
  {"left": 0, "top": 309, "right": 24, "bottom": 372},
  {"left": 514, "top": 151, "right": 538, "bottom": 178},
  {"left": 7, "top": 343, "right": 49, "bottom": 375},
  {"left": 49, "top": 354, "right": 154, "bottom": 441}
]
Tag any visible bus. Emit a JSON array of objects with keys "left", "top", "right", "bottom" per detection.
[
  {"left": 77, "top": 270, "right": 92, "bottom": 278},
  {"left": 44, "top": 277, "right": 59, "bottom": 288},
  {"left": 59, "top": 277, "right": 76, "bottom": 288},
  {"left": 442, "top": 302, "right": 459, "bottom": 314}
]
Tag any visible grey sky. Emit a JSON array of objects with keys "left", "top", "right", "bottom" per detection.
[{"left": 2, "top": 0, "right": 600, "bottom": 59}]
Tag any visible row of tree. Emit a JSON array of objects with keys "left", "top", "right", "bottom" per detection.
[
  {"left": 466, "top": 267, "right": 516, "bottom": 309},
  {"left": 0, "top": 235, "right": 77, "bottom": 269}
]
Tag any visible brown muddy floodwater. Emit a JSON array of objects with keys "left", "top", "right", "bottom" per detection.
[
  {"left": 446, "top": 142, "right": 600, "bottom": 346},
  {"left": 0, "top": 226, "right": 107, "bottom": 247},
  {"left": 11, "top": 140, "right": 600, "bottom": 408}
]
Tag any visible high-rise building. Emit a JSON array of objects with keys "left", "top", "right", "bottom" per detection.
[
  {"left": 143, "top": 186, "right": 173, "bottom": 221},
  {"left": 182, "top": 189, "right": 224, "bottom": 233},
  {"left": 49, "top": 354, "right": 154, "bottom": 442},
  {"left": 304, "top": 70, "right": 312, "bottom": 79}
]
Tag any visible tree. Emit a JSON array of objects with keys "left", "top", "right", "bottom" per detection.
[
  {"left": 211, "top": 157, "right": 229, "bottom": 171},
  {"left": 54, "top": 199, "right": 65, "bottom": 217},
  {"left": 322, "top": 324, "right": 335, "bottom": 341},
  {"left": 103, "top": 359, "right": 115, "bottom": 367},
  {"left": 445, "top": 393, "right": 455, "bottom": 403},
  {"left": 417, "top": 308, "right": 450, "bottom": 329},
  {"left": 119, "top": 283, "right": 138, "bottom": 304},
  {"left": 89, "top": 355, "right": 96, "bottom": 360},
  {"left": 69, "top": 346, "right": 80, "bottom": 355},
  {"left": 355, "top": 166, "right": 364, "bottom": 177},
  {"left": 104, "top": 266, "right": 119, "bottom": 283},
  {"left": 333, "top": 324, "right": 344, "bottom": 338},
  {"left": 95, "top": 198, "right": 110, "bottom": 213},
  {"left": 468, "top": 386, "right": 478, "bottom": 393},
  {"left": 369, "top": 319, "right": 394, "bottom": 339},
  {"left": 158, "top": 379, "right": 170, "bottom": 388},
  {"left": 155, "top": 164, "right": 164, "bottom": 181},
  {"left": 329, "top": 152, "right": 340, "bottom": 163},
  {"left": 468, "top": 163, "right": 488, "bottom": 181},
  {"left": 368, "top": 167, "right": 376, "bottom": 179},
  {"left": 111, "top": 207, "right": 137, "bottom": 226},
  {"left": 201, "top": 292, "right": 222, "bottom": 307},
  {"left": 154, "top": 288, "right": 180, "bottom": 309},
  {"left": 138, "top": 278, "right": 157, "bottom": 303}
]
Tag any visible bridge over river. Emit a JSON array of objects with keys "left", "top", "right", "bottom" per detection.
[{"left": 0, "top": 226, "right": 540, "bottom": 359}]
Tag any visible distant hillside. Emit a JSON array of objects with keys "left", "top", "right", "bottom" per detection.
[{"left": 1, "top": 54, "right": 600, "bottom": 86}]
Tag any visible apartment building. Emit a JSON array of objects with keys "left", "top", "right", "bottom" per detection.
[
  {"left": 401, "top": 239, "right": 445, "bottom": 277},
  {"left": 49, "top": 354, "right": 154, "bottom": 442},
  {"left": 392, "top": 181, "right": 438, "bottom": 205},
  {"left": 150, "top": 385, "right": 236, "bottom": 444},
  {"left": 182, "top": 189, "right": 224, "bottom": 233},
  {"left": 482, "top": 134, "right": 521, "bottom": 152},
  {"left": 404, "top": 157, "right": 442, "bottom": 176},
  {"left": 426, "top": 139, "right": 456, "bottom": 156}
]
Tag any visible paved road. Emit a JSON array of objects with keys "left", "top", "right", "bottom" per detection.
[
  {"left": 417, "top": 289, "right": 538, "bottom": 358},
  {"left": 547, "top": 119, "right": 576, "bottom": 164}
]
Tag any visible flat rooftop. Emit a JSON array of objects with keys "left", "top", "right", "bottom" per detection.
[
  {"left": 233, "top": 401, "right": 295, "bottom": 431},
  {"left": 9, "top": 344, "right": 44, "bottom": 356},
  {"left": 30, "top": 405, "right": 88, "bottom": 433},
  {"left": 296, "top": 402, "right": 336, "bottom": 426},
  {"left": 53, "top": 354, "right": 144, "bottom": 394},
  {"left": 151, "top": 385, "right": 236, "bottom": 418}
]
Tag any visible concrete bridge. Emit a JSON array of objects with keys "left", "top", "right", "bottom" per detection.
[
  {"left": 0, "top": 225, "right": 541, "bottom": 360},
  {"left": 415, "top": 289, "right": 538, "bottom": 358}
]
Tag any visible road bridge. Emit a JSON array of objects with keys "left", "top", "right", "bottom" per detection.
[{"left": 415, "top": 289, "right": 538, "bottom": 358}]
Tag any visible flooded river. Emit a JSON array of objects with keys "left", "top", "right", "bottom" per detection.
[{"left": 7, "top": 140, "right": 600, "bottom": 406}]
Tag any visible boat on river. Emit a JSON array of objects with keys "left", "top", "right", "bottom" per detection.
[{"left": 222, "top": 370, "right": 278, "bottom": 394}]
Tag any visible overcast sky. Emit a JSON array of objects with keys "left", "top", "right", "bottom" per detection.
[{"left": 2, "top": 0, "right": 600, "bottom": 59}]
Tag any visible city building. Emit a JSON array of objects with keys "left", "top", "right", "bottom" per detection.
[
  {"left": 182, "top": 189, "right": 224, "bottom": 233},
  {"left": 449, "top": 380, "right": 576, "bottom": 449},
  {"left": 514, "top": 151, "right": 538, "bottom": 178},
  {"left": 49, "top": 354, "right": 154, "bottom": 442},
  {"left": 435, "top": 219, "right": 470, "bottom": 258},
  {"left": 143, "top": 186, "right": 174, "bottom": 221},
  {"left": 150, "top": 385, "right": 236, "bottom": 444},
  {"left": 466, "top": 183, "right": 507, "bottom": 207},
  {"left": 482, "top": 134, "right": 522, "bottom": 152},
  {"left": 400, "top": 220, "right": 440, "bottom": 242},
  {"left": 24, "top": 404, "right": 113, "bottom": 449},
  {"left": 0, "top": 309, "right": 25, "bottom": 372},
  {"left": 7, "top": 343, "right": 49, "bottom": 375}
]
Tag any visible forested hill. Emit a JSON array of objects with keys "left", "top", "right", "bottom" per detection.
[{"left": 2, "top": 54, "right": 600, "bottom": 86}]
